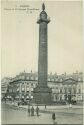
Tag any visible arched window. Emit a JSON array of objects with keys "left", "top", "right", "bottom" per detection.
[
  {"left": 78, "top": 89, "right": 81, "bottom": 94},
  {"left": 60, "top": 89, "right": 62, "bottom": 93},
  {"left": 64, "top": 88, "right": 67, "bottom": 93},
  {"left": 73, "top": 88, "right": 76, "bottom": 94}
]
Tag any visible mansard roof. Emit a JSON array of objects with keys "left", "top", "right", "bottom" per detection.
[{"left": 63, "top": 78, "right": 77, "bottom": 84}]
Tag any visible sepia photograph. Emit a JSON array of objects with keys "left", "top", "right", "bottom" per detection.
[{"left": 1, "top": 0, "right": 83, "bottom": 124}]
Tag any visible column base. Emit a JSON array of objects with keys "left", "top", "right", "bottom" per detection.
[{"left": 33, "top": 85, "right": 52, "bottom": 104}]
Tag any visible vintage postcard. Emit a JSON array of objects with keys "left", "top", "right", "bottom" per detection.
[{"left": 1, "top": 0, "right": 83, "bottom": 125}]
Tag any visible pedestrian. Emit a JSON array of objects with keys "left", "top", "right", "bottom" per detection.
[
  {"left": 36, "top": 106, "right": 39, "bottom": 116},
  {"left": 45, "top": 104, "right": 46, "bottom": 109},
  {"left": 5, "top": 98, "right": 6, "bottom": 103},
  {"left": 31, "top": 106, "right": 34, "bottom": 116},
  {"left": 69, "top": 103, "right": 72, "bottom": 108},
  {"left": 28, "top": 106, "right": 30, "bottom": 116},
  {"left": 52, "top": 113, "right": 57, "bottom": 124},
  {"left": 18, "top": 102, "right": 20, "bottom": 107}
]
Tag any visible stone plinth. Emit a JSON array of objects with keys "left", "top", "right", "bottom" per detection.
[{"left": 33, "top": 86, "right": 52, "bottom": 104}]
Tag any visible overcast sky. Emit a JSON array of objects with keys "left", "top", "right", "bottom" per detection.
[{"left": 1, "top": 1, "right": 83, "bottom": 78}]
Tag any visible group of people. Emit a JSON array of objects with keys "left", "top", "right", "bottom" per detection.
[
  {"left": 28, "top": 106, "right": 39, "bottom": 116},
  {"left": 28, "top": 105, "right": 57, "bottom": 124},
  {"left": 17, "top": 102, "right": 57, "bottom": 124}
]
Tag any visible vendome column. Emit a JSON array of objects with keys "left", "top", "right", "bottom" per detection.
[{"left": 33, "top": 3, "right": 52, "bottom": 104}]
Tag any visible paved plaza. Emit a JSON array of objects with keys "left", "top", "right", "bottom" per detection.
[{"left": 1, "top": 102, "right": 83, "bottom": 124}]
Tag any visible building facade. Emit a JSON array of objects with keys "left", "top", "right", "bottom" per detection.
[
  {"left": 2, "top": 71, "right": 83, "bottom": 103},
  {"left": 1, "top": 77, "right": 12, "bottom": 99}
]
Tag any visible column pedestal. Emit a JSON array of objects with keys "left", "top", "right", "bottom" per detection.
[{"left": 33, "top": 86, "right": 52, "bottom": 104}]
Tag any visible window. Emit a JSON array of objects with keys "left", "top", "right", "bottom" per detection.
[
  {"left": 27, "top": 83, "right": 29, "bottom": 86},
  {"left": 27, "top": 87, "right": 29, "bottom": 91},
  {"left": 60, "top": 89, "right": 62, "bottom": 93},
  {"left": 22, "top": 87, "right": 25, "bottom": 91},
  {"left": 48, "top": 78, "right": 50, "bottom": 81},
  {"left": 31, "top": 76, "right": 34, "bottom": 80},
  {"left": 78, "top": 89, "right": 81, "bottom": 94},
  {"left": 55, "top": 95, "right": 58, "bottom": 100},
  {"left": 65, "top": 88, "right": 67, "bottom": 93},
  {"left": 27, "top": 77, "right": 29, "bottom": 80},
  {"left": 68, "top": 88, "right": 71, "bottom": 94},
  {"left": 31, "top": 88, "right": 33, "bottom": 91},
  {"left": 60, "top": 79, "right": 63, "bottom": 82},
  {"left": 22, "top": 76, "right": 25, "bottom": 79},
  {"left": 51, "top": 78, "right": 54, "bottom": 81},
  {"left": 31, "top": 83, "right": 33, "bottom": 86},
  {"left": 60, "top": 96, "right": 62, "bottom": 100},
  {"left": 17, "top": 88, "right": 19, "bottom": 92},
  {"left": 9, "top": 89, "right": 12, "bottom": 92},
  {"left": 35, "top": 77, "right": 38, "bottom": 80},
  {"left": 73, "top": 88, "right": 76, "bottom": 94}
]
